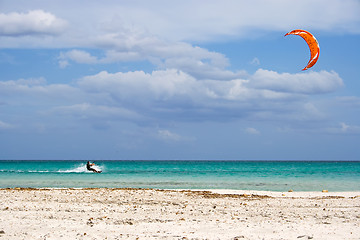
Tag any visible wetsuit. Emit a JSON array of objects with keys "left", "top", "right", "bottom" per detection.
[{"left": 86, "top": 161, "right": 98, "bottom": 173}]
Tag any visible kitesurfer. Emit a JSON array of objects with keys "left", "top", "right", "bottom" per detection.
[{"left": 86, "top": 161, "right": 101, "bottom": 173}]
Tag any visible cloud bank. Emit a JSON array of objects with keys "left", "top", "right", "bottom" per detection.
[
  {"left": 0, "top": 0, "right": 359, "bottom": 47},
  {"left": 0, "top": 68, "right": 343, "bottom": 129}
]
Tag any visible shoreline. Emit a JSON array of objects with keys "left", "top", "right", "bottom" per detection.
[
  {"left": 2, "top": 187, "right": 360, "bottom": 198},
  {"left": 1, "top": 188, "right": 359, "bottom": 239}
]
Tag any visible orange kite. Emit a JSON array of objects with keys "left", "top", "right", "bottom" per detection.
[{"left": 285, "top": 29, "right": 320, "bottom": 71}]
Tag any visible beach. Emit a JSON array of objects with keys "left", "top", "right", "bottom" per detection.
[{"left": 0, "top": 188, "right": 359, "bottom": 239}]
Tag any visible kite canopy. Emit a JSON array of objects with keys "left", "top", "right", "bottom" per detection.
[{"left": 285, "top": 29, "right": 320, "bottom": 71}]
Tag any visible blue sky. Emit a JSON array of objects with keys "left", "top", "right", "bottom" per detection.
[{"left": 0, "top": 0, "right": 360, "bottom": 160}]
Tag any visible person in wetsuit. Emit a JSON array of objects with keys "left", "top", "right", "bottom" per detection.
[{"left": 86, "top": 161, "right": 100, "bottom": 173}]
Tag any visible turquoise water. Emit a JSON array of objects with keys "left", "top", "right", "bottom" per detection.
[{"left": 0, "top": 160, "right": 359, "bottom": 191}]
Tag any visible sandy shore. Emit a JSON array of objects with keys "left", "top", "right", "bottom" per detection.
[{"left": 0, "top": 188, "right": 359, "bottom": 240}]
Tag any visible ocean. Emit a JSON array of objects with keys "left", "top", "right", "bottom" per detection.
[{"left": 0, "top": 160, "right": 359, "bottom": 191}]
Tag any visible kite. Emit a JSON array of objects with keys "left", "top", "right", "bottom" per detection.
[{"left": 285, "top": 29, "right": 320, "bottom": 71}]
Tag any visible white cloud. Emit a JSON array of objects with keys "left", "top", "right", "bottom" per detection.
[
  {"left": 339, "top": 122, "right": 360, "bottom": 134},
  {"left": 326, "top": 122, "right": 360, "bottom": 134},
  {"left": 250, "top": 57, "right": 260, "bottom": 66},
  {"left": 245, "top": 127, "right": 260, "bottom": 135},
  {"left": 157, "top": 129, "right": 195, "bottom": 142},
  {"left": 0, "top": 10, "right": 67, "bottom": 36},
  {"left": 157, "top": 129, "right": 182, "bottom": 141},
  {"left": 301, "top": 102, "right": 324, "bottom": 120},
  {"left": 59, "top": 50, "right": 98, "bottom": 66},
  {"left": 340, "top": 122, "right": 350, "bottom": 132},
  {"left": 162, "top": 56, "right": 243, "bottom": 80},
  {"left": 250, "top": 69, "right": 344, "bottom": 94},
  {"left": 58, "top": 60, "right": 69, "bottom": 69},
  {"left": 0, "top": 120, "right": 14, "bottom": 130}
]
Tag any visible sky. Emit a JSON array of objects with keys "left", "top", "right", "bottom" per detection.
[{"left": 0, "top": 0, "right": 360, "bottom": 160}]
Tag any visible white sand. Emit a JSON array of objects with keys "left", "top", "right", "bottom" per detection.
[{"left": 0, "top": 188, "right": 359, "bottom": 239}]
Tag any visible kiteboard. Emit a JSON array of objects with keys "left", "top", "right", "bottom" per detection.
[{"left": 92, "top": 165, "right": 102, "bottom": 173}]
